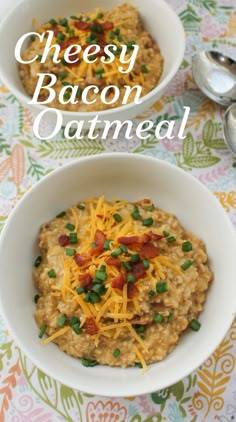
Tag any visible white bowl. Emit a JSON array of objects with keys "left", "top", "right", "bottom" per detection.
[
  {"left": 0, "top": 153, "right": 236, "bottom": 397},
  {"left": 0, "top": 0, "right": 185, "bottom": 126}
]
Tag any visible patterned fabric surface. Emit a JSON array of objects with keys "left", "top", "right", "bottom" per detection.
[{"left": 0, "top": 0, "right": 236, "bottom": 421}]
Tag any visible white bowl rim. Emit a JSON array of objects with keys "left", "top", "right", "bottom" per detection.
[
  {"left": 0, "top": 152, "right": 236, "bottom": 396},
  {"left": 0, "top": 0, "right": 185, "bottom": 118}
]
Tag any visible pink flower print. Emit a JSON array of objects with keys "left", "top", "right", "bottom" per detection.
[{"left": 86, "top": 400, "right": 127, "bottom": 422}]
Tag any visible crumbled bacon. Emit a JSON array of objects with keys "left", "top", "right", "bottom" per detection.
[
  {"left": 118, "top": 236, "right": 140, "bottom": 245},
  {"left": 127, "top": 283, "right": 138, "bottom": 299},
  {"left": 58, "top": 234, "right": 69, "bottom": 247},
  {"left": 79, "top": 273, "right": 93, "bottom": 292},
  {"left": 84, "top": 317, "right": 99, "bottom": 335},
  {"left": 106, "top": 257, "right": 121, "bottom": 268},
  {"left": 60, "top": 37, "right": 80, "bottom": 50},
  {"left": 131, "top": 262, "right": 146, "bottom": 280},
  {"left": 101, "top": 21, "right": 114, "bottom": 30},
  {"left": 95, "top": 229, "right": 106, "bottom": 246},
  {"left": 130, "top": 316, "right": 149, "bottom": 325},
  {"left": 111, "top": 273, "right": 125, "bottom": 290},
  {"left": 74, "top": 254, "right": 90, "bottom": 266},
  {"left": 140, "top": 242, "right": 159, "bottom": 259},
  {"left": 148, "top": 232, "right": 164, "bottom": 242},
  {"left": 74, "top": 20, "right": 90, "bottom": 30}
]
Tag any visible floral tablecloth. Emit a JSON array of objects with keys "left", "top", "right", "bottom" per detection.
[{"left": 0, "top": 0, "right": 236, "bottom": 421}]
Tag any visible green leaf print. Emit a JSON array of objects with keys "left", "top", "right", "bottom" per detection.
[
  {"left": 60, "top": 385, "right": 82, "bottom": 422},
  {"left": 188, "top": 156, "right": 220, "bottom": 168},
  {"left": 179, "top": 6, "right": 201, "bottom": 32},
  {"left": 171, "top": 381, "right": 184, "bottom": 401},
  {"left": 0, "top": 341, "right": 13, "bottom": 369},
  {"left": 175, "top": 132, "right": 220, "bottom": 170},
  {"left": 0, "top": 216, "right": 7, "bottom": 233},
  {"left": 0, "top": 136, "right": 11, "bottom": 155},
  {"left": 183, "top": 133, "right": 194, "bottom": 161},
  {"left": 203, "top": 121, "right": 227, "bottom": 150},
  {"left": 144, "top": 415, "right": 162, "bottom": 422},
  {"left": 133, "top": 136, "right": 159, "bottom": 153},
  {"left": 27, "top": 154, "right": 45, "bottom": 180},
  {"left": 151, "top": 388, "right": 170, "bottom": 407},
  {"left": 130, "top": 416, "right": 142, "bottom": 422},
  {"left": 37, "top": 137, "right": 105, "bottom": 159}
]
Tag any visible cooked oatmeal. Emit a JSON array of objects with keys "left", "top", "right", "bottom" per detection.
[
  {"left": 34, "top": 197, "right": 213, "bottom": 371},
  {"left": 19, "top": 3, "right": 163, "bottom": 112}
]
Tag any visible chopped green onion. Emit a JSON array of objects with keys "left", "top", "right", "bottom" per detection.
[
  {"left": 134, "top": 324, "right": 146, "bottom": 333},
  {"left": 143, "top": 259, "right": 150, "bottom": 269},
  {"left": 146, "top": 205, "right": 154, "bottom": 211},
  {"left": 97, "top": 12, "right": 104, "bottom": 18},
  {"left": 111, "top": 248, "right": 123, "bottom": 257},
  {"left": 94, "top": 270, "right": 107, "bottom": 281},
  {"left": 60, "top": 18, "right": 68, "bottom": 26},
  {"left": 57, "top": 32, "right": 66, "bottom": 43},
  {"left": 131, "top": 206, "right": 140, "bottom": 220},
  {"left": 92, "top": 284, "right": 107, "bottom": 295},
  {"left": 167, "top": 313, "right": 173, "bottom": 323},
  {"left": 143, "top": 217, "right": 154, "bottom": 227},
  {"left": 30, "top": 35, "right": 36, "bottom": 42},
  {"left": 56, "top": 211, "right": 66, "bottom": 218},
  {"left": 156, "top": 281, "right": 168, "bottom": 293},
  {"left": 66, "top": 223, "right": 75, "bottom": 231},
  {"left": 62, "top": 81, "right": 72, "bottom": 86},
  {"left": 114, "top": 28, "right": 120, "bottom": 35},
  {"left": 103, "top": 239, "right": 112, "bottom": 250},
  {"left": 34, "top": 256, "right": 42, "bottom": 268},
  {"left": 130, "top": 254, "right": 140, "bottom": 264},
  {"left": 182, "top": 241, "right": 193, "bottom": 252},
  {"left": 83, "top": 291, "right": 101, "bottom": 304},
  {"left": 76, "top": 286, "right": 85, "bottom": 295},
  {"left": 77, "top": 204, "right": 85, "bottom": 210},
  {"left": 49, "top": 18, "right": 57, "bottom": 26},
  {"left": 69, "top": 316, "right": 80, "bottom": 327},
  {"left": 91, "top": 242, "right": 97, "bottom": 248},
  {"left": 66, "top": 248, "right": 76, "bottom": 256},
  {"left": 135, "top": 362, "right": 143, "bottom": 368},
  {"left": 48, "top": 269, "right": 56, "bottom": 278},
  {"left": 69, "top": 233, "right": 78, "bottom": 244},
  {"left": 167, "top": 236, "right": 176, "bottom": 243},
  {"left": 72, "top": 323, "right": 82, "bottom": 334},
  {"left": 63, "top": 92, "right": 71, "bottom": 100},
  {"left": 120, "top": 244, "right": 128, "bottom": 253},
  {"left": 140, "top": 334, "right": 145, "bottom": 340},
  {"left": 117, "top": 35, "right": 123, "bottom": 41},
  {"left": 153, "top": 313, "right": 163, "bottom": 323},
  {"left": 58, "top": 315, "right": 66, "bottom": 327},
  {"left": 34, "top": 294, "right": 40, "bottom": 303},
  {"left": 148, "top": 290, "right": 155, "bottom": 296},
  {"left": 58, "top": 72, "right": 68, "bottom": 80},
  {"left": 163, "top": 231, "right": 169, "bottom": 237},
  {"left": 126, "top": 274, "right": 135, "bottom": 283},
  {"left": 100, "top": 265, "right": 106, "bottom": 272},
  {"left": 70, "top": 15, "right": 82, "bottom": 20},
  {"left": 141, "top": 64, "right": 148, "bottom": 73},
  {"left": 81, "top": 358, "right": 99, "bottom": 367},
  {"left": 181, "top": 260, "right": 193, "bottom": 271},
  {"left": 189, "top": 319, "right": 201, "bottom": 331},
  {"left": 36, "top": 54, "right": 42, "bottom": 61},
  {"left": 113, "top": 348, "right": 120, "bottom": 357},
  {"left": 39, "top": 324, "right": 47, "bottom": 338},
  {"left": 76, "top": 87, "right": 83, "bottom": 98},
  {"left": 121, "top": 261, "right": 131, "bottom": 271},
  {"left": 61, "top": 58, "right": 68, "bottom": 66},
  {"left": 113, "top": 213, "right": 122, "bottom": 222}
]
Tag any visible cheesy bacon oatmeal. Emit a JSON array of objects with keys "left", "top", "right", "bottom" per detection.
[
  {"left": 34, "top": 197, "right": 213, "bottom": 371},
  {"left": 19, "top": 3, "right": 164, "bottom": 112}
]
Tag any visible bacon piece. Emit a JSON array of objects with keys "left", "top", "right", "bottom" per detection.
[
  {"left": 58, "top": 234, "right": 69, "bottom": 247},
  {"left": 74, "top": 253, "right": 90, "bottom": 266},
  {"left": 101, "top": 21, "right": 114, "bottom": 30},
  {"left": 148, "top": 232, "right": 164, "bottom": 242},
  {"left": 130, "top": 316, "right": 149, "bottom": 325},
  {"left": 95, "top": 229, "right": 106, "bottom": 246},
  {"left": 84, "top": 317, "right": 99, "bottom": 335},
  {"left": 51, "top": 28, "right": 60, "bottom": 37},
  {"left": 106, "top": 257, "right": 121, "bottom": 268},
  {"left": 60, "top": 36, "right": 80, "bottom": 50},
  {"left": 118, "top": 236, "right": 140, "bottom": 246},
  {"left": 74, "top": 20, "right": 90, "bottom": 30},
  {"left": 90, "top": 245, "right": 103, "bottom": 256},
  {"left": 131, "top": 262, "right": 146, "bottom": 280},
  {"left": 111, "top": 273, "right": 125, "bottom": 290},
  {"left": 127, "top": 283, "right": 138, "bottom": 299},
  {"left": 79, "top": 273, "right": 93, "bottom": 292},
  {"left": 140, "top": 242, "right": 159, "bottom": 259}
]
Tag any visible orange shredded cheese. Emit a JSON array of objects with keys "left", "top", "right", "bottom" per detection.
[
  {"left": 40, "top": 326, "right": 70, "bottom": 346},
  {"left": 133, "top": 346, "right": 147, "bottom": 374}
]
